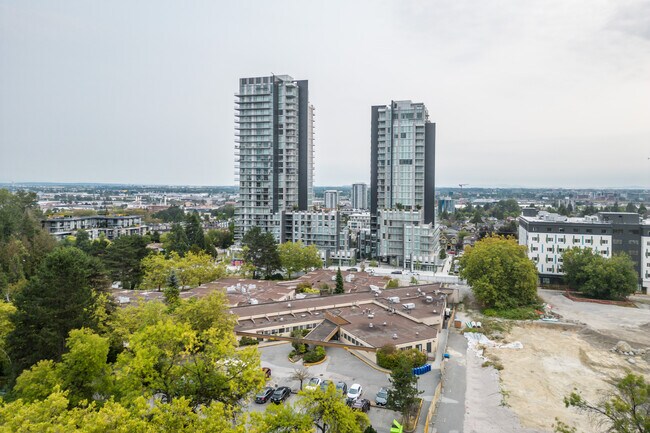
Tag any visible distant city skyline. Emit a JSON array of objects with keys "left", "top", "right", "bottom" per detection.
[{"left": 1, "top": 1, "right": 649, "bottom": 188}]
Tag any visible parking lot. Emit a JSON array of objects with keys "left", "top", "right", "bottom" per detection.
[{"left": 248, "top": 343, "right": 402, "bottom": 433}]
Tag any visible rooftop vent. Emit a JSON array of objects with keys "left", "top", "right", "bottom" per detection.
[
  {"left": 369, "top": 323, "right": 374, "bottom": 328},
  {"left": 392, "top": 334, "right": 398, "bottom": 340},
  {"left": 287, "top": 303, "right": 292, "bottom": 308},
  {"left": 383, "top": 322, "right": 387, "bottom": 326},
  {"left": 368, "top": 313, "right": 375, "bottom": 319}
]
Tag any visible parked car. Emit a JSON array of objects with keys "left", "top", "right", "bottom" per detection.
[
  {"left": 320, "top": 379, "right": 333, "bottom": 392},
  {"left": 348, "top": 267, "right": 358, "bottom": 272},
  {"left": 262, "top": 367, "right": 271, "bottom": 378},
  {"left": 305, "top": 377, "right": 322, "bottom": 391},
  {"left": 351, "top": 398, "right": 371, "bottom": 413},
  {"left": 335, "top": 381, "right": 348, "bottom": 396},
  {"left": 346, "top": 383, "right": 363, "bottom": 404},
  {"left": 255, "top": 387, "right": 274, "bottom": 404},
  {"left": 375, "top": 387, "right": 388, "bottom": 406},
  {"left": 271, "top": 386, "right": 291, "bottom": 404},
  {"left": 390, "top": 270, "right": 402, "bottom": 275}
]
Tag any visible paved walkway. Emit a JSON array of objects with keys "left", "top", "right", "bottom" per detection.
[{"left": 431, "top": 329, "right": 467, "bottom": 433}]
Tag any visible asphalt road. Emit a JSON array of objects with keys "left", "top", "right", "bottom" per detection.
[{"left": 432, "top": 329, "right": 467, "bottom": 433}]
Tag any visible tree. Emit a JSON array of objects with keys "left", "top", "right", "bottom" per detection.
[
  {"left": 625, "top": 202, "right": 638, "bottom": 213},
  {"left": 153, "top": 205, "right": 186, "bottom": 223},
  {"left": 639, "top": 204, "right": 647, "bottom": 216},
  {"left": 558, "top": 373, "right": 650, "bottom": 433},
  {"left": 248, "top": 403, "right": 314, "bottom": 433},
  {"left": 206, "top": 228, "right": 234, "bottom": 251},
  {"left": 165, "top": 223, "right": 190, "bottom": 257},
  {"left": 164, "top": 271, "right": 180, "bottom": 309},
  {"left": 74, "top": 229, "right": 92, "bottom": 253},
  {"left": 459, "top": 235, "right": 538, "bottom": 309},
  {"left": 563, "top": 248, "right": 638, "bottom": 300},
  {"left": 439, "top": 249, "right": 447, "bottom": 260},
  {"left": 386, "top": 278, "right": 399, "bottom": 289},
  {"left": 185, "top": 212, "right": 206, "bottom": 251},
  {"left": 387, "top": 357, "right": 422, "bottom": 422},
  {"left": 242, "top": 227, "right": 280, "bottom": 279},
  {"left": 290, "top": 367, "right": 311, "bottom": 390},
  {"left": 335, "top": 267, "right": 345, "bottom": 294},
  {"left": 299, "top": 385, "right": 370, "bottom": 433},
  {"left": 7, "top": 247, "right": 108, "bottom": 376},
  {"left": 103, "top": 235, "right": 150, "bottom": 289},
  {"left": 141, "top": 252, "right": 173, "bottom": 291},
  {"left": 279, "top": 241, "right": 322, "bottom": 279}
]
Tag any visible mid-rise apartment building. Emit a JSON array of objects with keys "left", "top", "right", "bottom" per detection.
[
  {"left": 42, "top": 215, "right": 147, "bottom": 241},
  {"left": 518, "top": 209, "right": 650, "bottom": 293},
  {"left": 235, "top": 74, "right": 314, "bottom": 240},
  {"left": 351, "top": 183, "right": 368, "bottom": 210}
]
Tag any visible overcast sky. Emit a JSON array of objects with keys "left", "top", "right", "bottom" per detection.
[{"left": 1, "top": 1, "right": 649, "bottom": 188}]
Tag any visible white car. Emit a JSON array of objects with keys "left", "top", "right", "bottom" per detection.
[
  {"left": 347, "top": 383, "right": 363, "bottom": 401},
  {"left": 305, "top": 377, "right": 322, "bottom": 391}
]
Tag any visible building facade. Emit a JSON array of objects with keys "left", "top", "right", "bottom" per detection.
[
  {"left": 235, "top": 74, "right": 314, "bottom": 240},
  {"left": 518, "top": 209, "right": 650, "bottom": 293},
  {"left": 42, "top": 215, "right": 147, "bottom": 241},
  {"left": 324, "top": 190, "right": 339, "bottom": 210},
  {"left": 351, "top": 183, "right": 369, "bottom": 210},
  {"left": 370, "top": 100, "right": 438, "bottom": 264}
]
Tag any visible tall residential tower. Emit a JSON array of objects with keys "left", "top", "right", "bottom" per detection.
[
  {"left": 370, "top": 100, "right": 439, "bottom": 268},
  {"left": 235, "top": 75, "right": 314, "bottom": 239}
]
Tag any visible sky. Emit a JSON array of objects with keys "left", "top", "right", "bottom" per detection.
[{"left": 1, "top": 0, "right": 649, "bottom": 188}]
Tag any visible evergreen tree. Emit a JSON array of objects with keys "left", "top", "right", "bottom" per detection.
[
  {"left": 164, "top": 270, "right": 180, "bottom": 310},
  {"left": 103, "top": 235, "right": 149, "bottom": 289},
  {"left": 335, "top": 268, "right": 344, "bottom": 294},
  {"left": 7, "top": 247, "right": 108, "bottom": 376},
  {"left": 74, "top": 230, "right": 91, "bottom": 253},
  {"left": 165, "top": 223, "right": 190, "bottom": 257},
  {"left": 242, "top": 227, "right": 280, "bottom": 279},
  {"left": 184, "top": 213, "right": 206, "bottom": 251},
  {"left": 387, "top": 357, "right": 422, "bottom": 420}
]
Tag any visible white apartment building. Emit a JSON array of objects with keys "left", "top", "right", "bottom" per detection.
[{"left": 519, "top": 209, "right": 649, "bottom": 293}]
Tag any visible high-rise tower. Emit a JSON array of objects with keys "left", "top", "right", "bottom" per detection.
[
  {"left": 235, "top": 75, "right": 314, "bottom": 239},
  {"left": 370, "top": 100, "right": 436, "bottom": 224}
]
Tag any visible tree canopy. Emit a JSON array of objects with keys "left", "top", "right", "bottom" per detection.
[
  {"left": 278, "top": 241, "right": 322, "bottom": 279},
  {"left": 562, "top": 248, "right": 637, "bottom": 300},
  {"left": 7, "top": 247, "right": 109, "bottom": 376},
  {"left": 459, "top": 235, "right": 538, "bottom": 309},
  {"left": 242, "top": 227, "right": 280, "bottom": 279}
]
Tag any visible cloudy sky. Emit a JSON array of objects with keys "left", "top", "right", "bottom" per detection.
[{"left": 1, "top": 0, "right": 649, "bottom": 188}]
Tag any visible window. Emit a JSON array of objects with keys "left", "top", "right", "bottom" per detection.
[
  {"left": 559, "top": 227, "right": 565, "bottom": 232},
  {"left": 586, "top": 229, "right": 592, "bottom": 233}
]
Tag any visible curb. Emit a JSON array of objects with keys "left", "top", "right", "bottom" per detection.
[{"left": 303, "top": 356, "right": 327, "bottom": 367}]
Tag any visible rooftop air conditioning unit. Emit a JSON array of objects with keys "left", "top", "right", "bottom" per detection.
[
  {"left": 392, "top": 334, "right": 398, "bottom": 339},
  {"left": 369, "top": 323, "right": 374, "bottom": 328}
]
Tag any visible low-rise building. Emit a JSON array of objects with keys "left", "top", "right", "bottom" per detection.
[{"left": 42, "top": 215, "right": 148, "bottom": 240}]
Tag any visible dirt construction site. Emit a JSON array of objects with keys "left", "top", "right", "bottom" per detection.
[{"left": 463, "top": 288, "right": 650, "bottom": 433}]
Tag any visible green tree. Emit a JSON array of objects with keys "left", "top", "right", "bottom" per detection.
[
  {"left": 639, "top": 204, "right": 647, "bottom": 216},
  {"left": 249, "top": 403, "right": 314, "bottom": 433},
  {"left": 103, "top": 235, "right": 150, "bottom": 289},
  {"left": 459, "top": 235, "right": 538, "bottom": 309},
  {"left": 206, "top": 228, "right": 234, "bottom": 251},
  {"left": 185, "top": 212, "right": 206, "bottom": 251},
  {"left": 335, "top": 267, "right": 344, "bottom": 294},
  {"left": 242, "top": 227, "right": 280, "bottom": 279},
  {"left": 11, "top": 359, "right": 60, "bottom": 402},
  {"left": 386, "top": 278, "right": 399, "bottom": 289},
  {"left": 439, "top": 249, "right": 447, "bottom": 260},
  {"left": 152, "top": 205, "right": 186, "bottom": 223},
  {"left": 278, "top": 241, "right": 322, "bottom": 279},
  {"left": 387, "top": 357, "right": 422, "bottom": 422},
  {"left": 625, "top": 203, "right": 638, "bottom": 213},
  {"left": 74, "top": 229, "right": 92, "bottom": 253},
  {"left": 141, "top": 252, "right": 173, "bottom": 291},
  {"left": 164, "top": 271, "right": 180, "bottom": 309},
  {"left": 563, "top": 248, "right": 638, "bottom": 299},
  {"left": 165, "top": 223, "right": 190, "bottom": 257},
  {"left": 558, "top": 373, "right": 650, "bottom": 433},
  {"left": 7, "top": 247, "right": 108, "bottom": 376},
  {"left": 299, "top": 385, "right": 370, "bottom": 433}
]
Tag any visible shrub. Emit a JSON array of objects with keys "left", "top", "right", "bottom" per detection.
[
  {"left": 239, "top": 336, "right": 259, "bottom": 346},
  {"left": 376, "top": 345, "right": 426, "bottom": 370},
  {"left": 386, "top": 278, "right": 399, "bottom": 289},
  {"left": 303, "top": 346, "right": 326, "bottom": 363},
  {"left": 296, "top": 282, "right": 313, "bottom": 293},
  {"left": 291, "top": 329, "right": 309, "bottom": 353},
  {"left": 319, "top": 283, "right": 332, "bottom": 295},
  {"left": 369, "top": 260, "right": 378, "bottom": 267}
]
